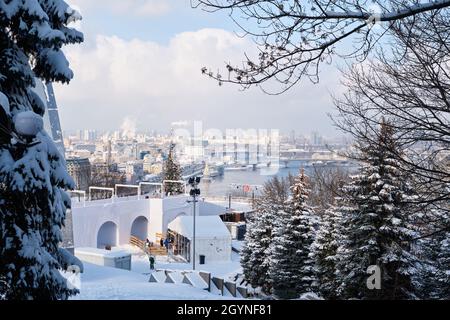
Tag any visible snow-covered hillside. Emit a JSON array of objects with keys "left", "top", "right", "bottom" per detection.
[
  {"left": 71, "top": 247, "right": 243, "bottom": 300},
  {"left": 72, "top": 262, "right": 235, "bottom": 300}
]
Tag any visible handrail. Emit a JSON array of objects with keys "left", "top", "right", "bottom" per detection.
[
  {"left": 163, "top": 180, "right": 187, "bottom": 195},
  {"left": 68, "top": 190, "right": 87, "bottom": 207},
  {"left": 139, "top": 182, "right": 163, "bottom": 197},
  {"left": 79, "top": 180, "right": 190, "bottom": 204},
  {"left": 89, "top": 187, "right": 114, "bottom": 202},
  {"left": 115, "top": 184, "right": 141, "bottom": 200},
  {"left": 204, "top": 196, "right": 257, "bottom": 203}
]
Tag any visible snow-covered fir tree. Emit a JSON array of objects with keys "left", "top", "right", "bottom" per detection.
[
  {"left": 436, "top": 233, "right": 450, "bottom": 299},
  {"left": 335, "top": 121, "right": 422, "bottom": 300},
  {"left": 412, "top": 206, "right": 449, "bottom": 299},
  {"left": 268, "top": 170, "right": 317, "bottom": 299},
  {"left": 312, "top": 206, "right": 343, "bottom": 299},
  {"left": 419, "top": 218, "right": 450, "bottom": 299},
  {"left": 162, "top": 143, "right": 183, "bottom": 196},
  {"left": 241, "top": 203, "right": 276, "bottom": 294},
  {"left": 0, "top": 1, "right": 83, "bottom": 300},
  {"left": 241, "top": 176, "right": 291, "bottom": 294},
  {"left": 417, "top": 237, "right": 440, "bottom": 299}
]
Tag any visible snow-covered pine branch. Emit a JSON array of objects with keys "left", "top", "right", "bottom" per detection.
[
  {"left": 269, "top": 170, "right": 317, "bottom": 299},
  {"left": 241, "top": 176, "right": 292, "bottom": 294},
  {"left": 282, "top": 1, "right": 450, "bottom": 22},
  {"left": 0, "top": 0, "right": 83, "bottom": 300},
  {"left": 333, "top": 13, "right": 450, "bottom": 224},
  {"left": 334, "top": 121, "right": 423, "bottom": 299}
]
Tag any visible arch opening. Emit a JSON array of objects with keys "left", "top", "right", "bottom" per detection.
[
  {"left": 131, "top": 216, "right": 148, "bottom": 241},
  {"left": 175, "top": 212, "right": 187, "bottom": 219},
  {"left": 97, "top": 221, "right": 118, "bottom": 249}
]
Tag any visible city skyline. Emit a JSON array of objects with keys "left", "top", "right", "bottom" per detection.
[{"left": 62, "top": 121, "right": 348, "bottom": 139}]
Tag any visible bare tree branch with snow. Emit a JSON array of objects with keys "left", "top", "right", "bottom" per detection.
[
  {"left": 192, "top": 0, "right": 450, "bottom": 93},
  {"left": 332, "top": 11, "right": 450, "bottom": 235}
]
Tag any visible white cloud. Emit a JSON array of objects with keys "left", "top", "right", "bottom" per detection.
[{"left": 55, "top": 28, "right": 342, "bottom": 134}]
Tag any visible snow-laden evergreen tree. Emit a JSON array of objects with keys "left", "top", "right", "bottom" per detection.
[
  {"left": 417, "top": 236, "right": 441, "bottom": 299},
  {"left": 241, "top": 202, "right": 277, "bottom": 294},
  {"left": 436, "top": 233, "right": 450, "bottom": 299},
  {"left": 268, "top": 170, "right": 317, "bottom": 299},
  {"left": 418, "top": 213, "right": 450, "bottom": 299},
  {"left": 0, "top": 1, "right": 83, "bottom": 300},
  {"left": 411, "top": 206, "right": 449, "bottom": 299},
  {"left": 162, "top": 143, "right": 183, "bottom": 196},
  {"left": 335, "top": 121, "right": 422, "bottom": 300},
  {"left": 241, "top": 176, "right": 291, "bottom": 294},
  {"left": 417, "top": 230, "right": 450, "bottom": 300},
  {"left": 312, "top": 205, "right": 343, "bottom": 299}
]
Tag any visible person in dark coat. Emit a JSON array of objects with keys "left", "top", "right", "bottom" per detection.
[
  {"left": 149, "top": 255, "right": 155, "bottom": 270},
  {"left": 160, "top": 238, "right": 164, "bottom": 247},
  {"left": 163, "top": 238, "right": 169, "bottom": 250}
]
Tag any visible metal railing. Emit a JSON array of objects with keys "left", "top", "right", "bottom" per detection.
[
  {"left": 88, "top": 187, "right": 114, "bottom": 202},
  {"left": 115, "top": 184, "right": 141, "bottom": 200},
  {"left": 68, "top": 190, "right": 87, "bottom": 207},
  {"left": 162, "top": 180, "right": 187, "bottom": 195},
  {"left": 70, "top": 180, "right": 189, "bottom": 205},
  {"left": 204, "top": 196, "right": 257, "bottom": 204},
  {"left": 139, "top": 182, "right": 163, "bottom": 197}
]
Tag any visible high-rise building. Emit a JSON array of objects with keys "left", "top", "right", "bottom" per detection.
[
  {"left": 66, "top": 158, "right": 91, "bottom": 192},
  {"left": 290, "top": 130, "right": 296, "bottom": 144},
  {"left": 311, "top": 131, "right": 323, "bottom": 146},
  {"left": 77, "top": 130, "right": 83, "bottom": 141},
  {"left": 83, "top": 129, "right": 97, "bottom": 142}
]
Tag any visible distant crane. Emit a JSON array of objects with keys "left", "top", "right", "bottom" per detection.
[
  {"left": 44, "top": 82, "right": 65, "bottom": 158},
  {"left": 32, "top": 80, "right": 66, "bottom": 158}
]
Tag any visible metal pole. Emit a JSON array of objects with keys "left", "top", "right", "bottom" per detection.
[
  {"left": 193, "top": 187, "right": 196, "bottom": 271},
  {"left": 187, "top": 177, "right": 201, "bottom": 271}
]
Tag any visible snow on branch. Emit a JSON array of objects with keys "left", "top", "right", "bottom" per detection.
[{"left": 193, "top": 0, "right": 450, "bottom": 93}]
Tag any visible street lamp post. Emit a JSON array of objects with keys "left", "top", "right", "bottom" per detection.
[{"left": 187, "top": 176, "right": 201, "bottom": 270}]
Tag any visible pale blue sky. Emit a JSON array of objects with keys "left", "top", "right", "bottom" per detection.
[
  {"left": 76, "top": 1, "right": 234, "bottom": 43},
  {"left": 55, "top": 0, "right": 342, "bottom": 135}
]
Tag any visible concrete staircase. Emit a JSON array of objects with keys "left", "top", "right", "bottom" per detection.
[
  {"left": 148, "top": 269, "right": 249, "bottom": 298},
  {"left": 149, "top": 247, "right": 168, "bottom": 256}
]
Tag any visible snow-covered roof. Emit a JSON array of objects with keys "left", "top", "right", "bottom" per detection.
[
  {"left": 168, "top": 216, "right": 231, "bottom": 240},
  {"left": 75, "top": 247, "right": 131, "bottom": 258},
  {"left": 208, "top": 200, "right": 253, "bottom": 213}
]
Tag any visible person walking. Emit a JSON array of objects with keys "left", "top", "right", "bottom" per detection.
[
  {"left": 163, "top": 238, "right": 169, "bottom": 251},
  {"left": 149, "top": 255, "right": 155, "bottom": 270}
]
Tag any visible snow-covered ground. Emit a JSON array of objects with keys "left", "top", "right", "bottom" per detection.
[
  {"left": 232, "top": 240, "right": 244, "bottom": 253},
  {"left": 71, "top": 244, "right": 243, "bottom": 300},
  {"left": 72, "top": 263, "right": 235, "bottom": 300}
]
